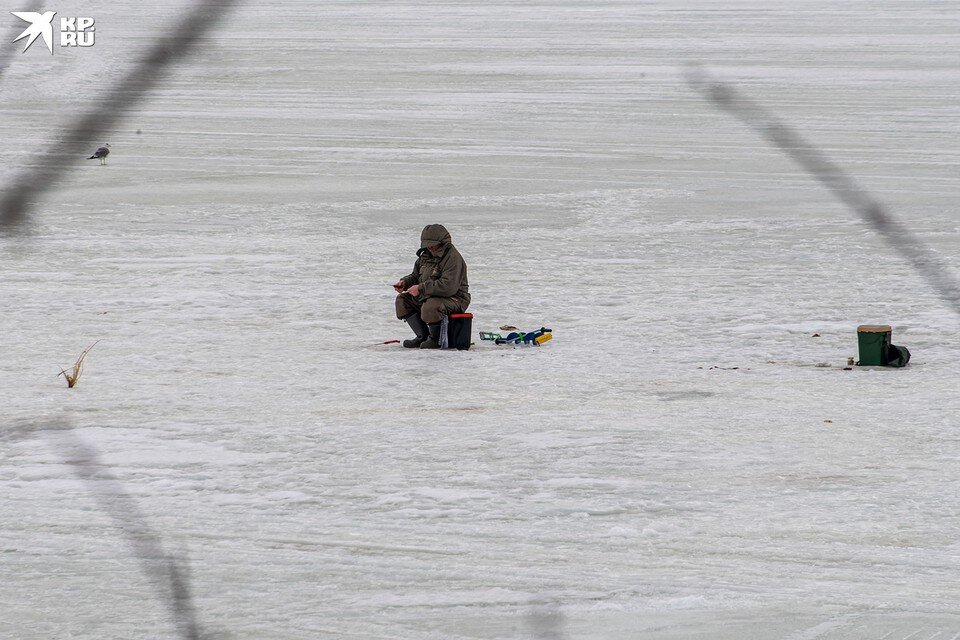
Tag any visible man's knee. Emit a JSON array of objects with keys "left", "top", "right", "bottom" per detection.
[
  {"left": 419, "top": 298, "right": 442, "bottom": 324},
  {"left": 420, "top": 297, "right": 461, "bottom": 324},
  {"left": 396, "top": 293, "right": 419, "bottom": 320}
]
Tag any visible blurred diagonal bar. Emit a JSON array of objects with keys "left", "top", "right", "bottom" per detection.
[
  {"left": 686, "top": 65, "right": 960, "bottom": 318},
  {"left": 0, "top": 0, "right": 43, "bottom": 83},
  {"left": 0, "top": 0, "right": 240, "bottom": 232},
  {"left": 528, "top": 601, "right": 569, "bottom": 640},
  {"left": 4, "top": 422, "right": 203, "bottom": 638},
  {"left": 60, "top": 430, "right": 202, "bottom": 639}
]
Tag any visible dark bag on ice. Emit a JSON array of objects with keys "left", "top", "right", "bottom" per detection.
[
  {"left": 445, "top": 313, "right": 473, "bottom": 351},
  {"left": 886, "top": 344, "right": 911, "bottom": 368}
]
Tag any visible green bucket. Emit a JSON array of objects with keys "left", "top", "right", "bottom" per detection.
[{"left": 857, "top": 325, "right": 891, "bottom": 366}]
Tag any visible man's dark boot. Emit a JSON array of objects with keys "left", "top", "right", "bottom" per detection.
[
  {"left": 402, "top": 313, "right": 429, "bottom": 348},
  {"left": 420, "top": 322, "right": 442, "bottom": 349}
]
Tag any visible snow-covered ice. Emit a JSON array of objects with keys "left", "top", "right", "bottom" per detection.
[{"left": 2, "top": 1, "right": 960, "bottom": 638}]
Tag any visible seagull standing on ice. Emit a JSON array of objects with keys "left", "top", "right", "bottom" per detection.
[
  {"left": 88, "top": 144, "right": 110, "bottom": 165},
  {"left": 10, "top": 11, "right": 57, "bottom": 55}
]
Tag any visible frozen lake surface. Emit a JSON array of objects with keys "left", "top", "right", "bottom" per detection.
[{"left": 2, "top": 1, "right": 960, "bottom": 638}]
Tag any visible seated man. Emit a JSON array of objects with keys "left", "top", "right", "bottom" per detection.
[{"left": 394, "top": 224, "right": 470, "bottom": 349}]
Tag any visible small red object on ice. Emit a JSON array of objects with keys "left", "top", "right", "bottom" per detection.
[{"left": 383, "top": 340, "right": 400, "bottom": 345}]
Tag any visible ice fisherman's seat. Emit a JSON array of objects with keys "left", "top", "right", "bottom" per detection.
[{"left": 442, "top": 313, "right": 473, "bottom": 350}]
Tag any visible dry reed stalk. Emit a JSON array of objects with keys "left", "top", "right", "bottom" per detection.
[{"left": 59, "top": 340, "right": 101, "bottom": 388}]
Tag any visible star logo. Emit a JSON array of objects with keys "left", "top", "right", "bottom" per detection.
[{"left": 11, "top": 11, "right": 57, "bottom": 54}]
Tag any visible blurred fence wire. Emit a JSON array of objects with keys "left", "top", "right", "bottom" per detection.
[
  {"left": 0, "top": 0, "right": 240, "bottom": 232},
  {"left": 56, "top": 428, "right": 204, "bottom": 640},
  {"left": 0, "top": 0, "right": 42, "bottom": 83},
  {"left": 686, "top": 65, "right": 960, "bottom": 319},
  {"left": 528, "top": 599, "right": 570, "bottom": 640},
  {"left": 2, "top": 2, "right": 239, "bottom": 637},
  {"left": 5, "top": 422, "right": 204, "bottom": 639}
]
